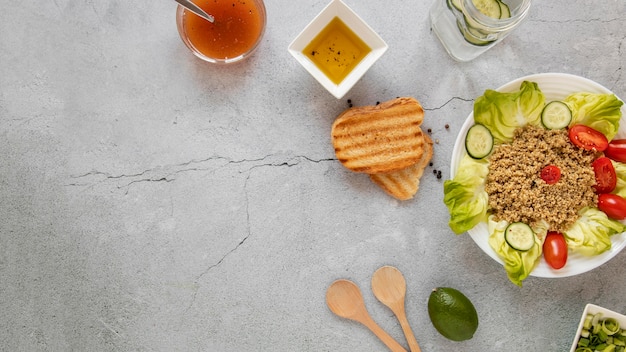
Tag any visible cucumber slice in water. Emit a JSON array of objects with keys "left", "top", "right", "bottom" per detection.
[
  {"left": 465, "top": 123, "right": 494, "bottom": 159},
  {"left": 450, "top": 0, "right": 503, "bottom": 18},
  {"left": 472, "top": 0, "right": 501, "bottom": 18},
  {"left": 504, "top": 222, "right": 535, "bottom": 252},
  {"left": 450, "top": 0, "right": 505, "bottom": 45},
  {"left": 497, "top": 0, "right": 511, "bottom": 18},
  {"left": 541, "top": 101, "right": 572, "bottom": 130},
  {"left": 456, "top": 20, "right": 494, "bottom": 46}
]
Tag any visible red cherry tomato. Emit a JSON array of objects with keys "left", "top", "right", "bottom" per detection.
[
  {"left": 605, "top": 139, "right": 626, "bottom": 162},
  {"left": 543, "top": 231, "right": 568, "bottom": 270},
  {"left": 598, "top": 193, "right": 626, "bottom": 220},
  {"left": 591, "top": 157, "right": 617, "bottom": 194},
  {"left": 540, "top": 165, "right": 561, "bottom": 184},
  {"left": 568, "top": 125, "right": 609, "bottom": 152}
]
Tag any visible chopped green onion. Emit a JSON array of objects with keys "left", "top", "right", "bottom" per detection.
[
  {"left": 584, "top": 314, "right": 594, "bottom": 330},
  {"left": 575, "top": 313, "right": 626, "bottom": 352},
  {"left": 604, "top": 318, "right": 621, "bottom": 335}
]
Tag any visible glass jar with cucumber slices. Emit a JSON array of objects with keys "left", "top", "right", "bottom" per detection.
[{"left": 429, "top": 0, "right": 532, "bottom": 61}]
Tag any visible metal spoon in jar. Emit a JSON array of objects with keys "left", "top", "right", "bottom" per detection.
[{"left": 175, "top": 0, "right": 214, "bottom": 23}]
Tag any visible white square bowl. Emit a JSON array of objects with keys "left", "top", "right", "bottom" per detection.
[
  {"left": 288, "top": 0, "right": 388, "bottom": 99},
  {"left": 570, "top": 304, "right": 626, "bottom": 352}
]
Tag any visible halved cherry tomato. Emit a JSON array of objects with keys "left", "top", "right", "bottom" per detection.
[
  {"left": 598, "top": 193, "right": 626, "bottom": 220},
  {"left": 605, "top": 139, "right": 626, "bottom": 162},
  {"left": 568, "top": 125, "right": 609, "bottom": 152},
  {"left": 540, "top": 165, "right": 561, "bottom": 184},
  {"left": 591, "top": 157, "right": 617, "bottom": 194},
  {"left": 543, "top": 231, "right": 567, "bottom": 270}
]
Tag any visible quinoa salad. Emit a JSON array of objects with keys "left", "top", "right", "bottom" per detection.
[
  {"left": 444, "top": 77, "right": 626, "bottom": 285},
  {"left": 485, "top": 125, "right": 597, "bottom": 234}
]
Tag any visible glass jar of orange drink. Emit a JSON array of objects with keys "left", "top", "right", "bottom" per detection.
[{"left": 176, "top": 0, "right": 266, "bottom": 64}]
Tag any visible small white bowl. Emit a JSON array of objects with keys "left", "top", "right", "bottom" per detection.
[
  {"left": 288, "top": 0, "right": 388, "bottom": 99},
  {"left": 570, "top": 304, "right": 626, "bottom": 352}
]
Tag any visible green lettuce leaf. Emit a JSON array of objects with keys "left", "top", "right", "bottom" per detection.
[
  {"left": 563, "top": 92, "right": 623, "bottom": 140},
  {"left": 443, "top": 155, "right": 490, "bottom": 234},
  {"left": 563, "top": 207, "right": 626, "bottom": 256},
  {"left": 473, "top": 81, "right": 545, "bottom": 144},
  {"left": 487, "top": 216, "right": 546, "bottom": 287},
  {"left": 612, "top": 160, "right": 626, "bottom": 198}
]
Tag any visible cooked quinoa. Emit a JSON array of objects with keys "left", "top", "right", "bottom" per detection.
[{"left": 485, "top": 125, "right": 598, "bottom": 233}]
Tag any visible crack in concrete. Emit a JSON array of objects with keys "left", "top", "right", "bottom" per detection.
[
  {"left": 424, "top": 96, "right": 473, "bottom": 111},
  {"left": 66, "top": 153, "right": 336, "bottom": 314},
  {"left": 68, "top": 154, "right": 335, "bottom": 187},
  {"left": 65, "top": 154, "right": 336, "bottom": 201},
  {"left": 242, "top": 155, "right": 336, "bottom": 174},
  {"left": 168, "top": 155, "right": 334, "bottom": 314},
  {"left": 181, "top": 173, "right": 253, "bottom": 316},
  {"left": 68, "top": 156, "right": 234, "bottom": 181},
  {"left": 531, "top": 17, "right": 623, "bottom": 24}
]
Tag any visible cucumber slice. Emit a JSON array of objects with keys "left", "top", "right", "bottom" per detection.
[
  {"left": 450, "top": 0, "right": 502, "bottom": 18},
  {"left": 472, "top": 0, "right": 501, "bottom": 18},
  {"left": 504, "top": 222, "right": 535, "bottom": 252},
  {"left": 465, "top": 123, "right": 494, "bottom": 159},
  {"left": 541, "top": 101, "right": 572, "bottom": 130},
  {"left": 497, "top": 0, "right": 511, "bottom": 18},
  {"left": 465, "top": 21, "right": 490, "bottom": 37},
  {"left": 456, "top": 20, "right": 494, "bottom": 46}
]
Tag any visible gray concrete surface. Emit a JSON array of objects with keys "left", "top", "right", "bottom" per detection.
[{"left": 1, "top": 0, "right": 625, "bottom": 351}]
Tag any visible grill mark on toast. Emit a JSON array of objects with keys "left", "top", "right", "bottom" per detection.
[
  {"left": 334, "top": 129, "right": 424, "bottom": 152},
  {"left": 331, "top": 97, "right": 426, "bottom": 174},
  {"left": 369, "top": 135, "right": 434, "bottom": 200},
  {"left": 333, "top": 123, "right": 422, "bottom": 139}
]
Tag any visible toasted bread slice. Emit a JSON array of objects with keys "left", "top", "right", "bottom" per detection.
[
  {"left": 369, "top": 134, "right": 434, "bottom": 200},
  {"left": 331, "top": 97, "right": 425, "bottom": 174}
]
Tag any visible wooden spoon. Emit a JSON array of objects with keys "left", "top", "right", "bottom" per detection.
[
  {"left": 326, "top": 279, "right": 408, "bottom": 352},
  {"left": 371, "top": 266, "right": 421, "bottom": 352}
]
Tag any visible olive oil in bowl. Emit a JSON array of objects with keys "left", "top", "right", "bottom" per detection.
[
  {"left": 288, "top": 0, "right": 388, "bottom": 98},
  {"left": 303, "top": 17, "right": 371, "bottom": 85}
]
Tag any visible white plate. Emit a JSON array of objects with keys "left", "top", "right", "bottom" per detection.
[
  {"left": 569, "top": 304, "right": 626, "bottom": 352},
  {"left": 450, "top": 73, "right": 626, "bottom": 278}
]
